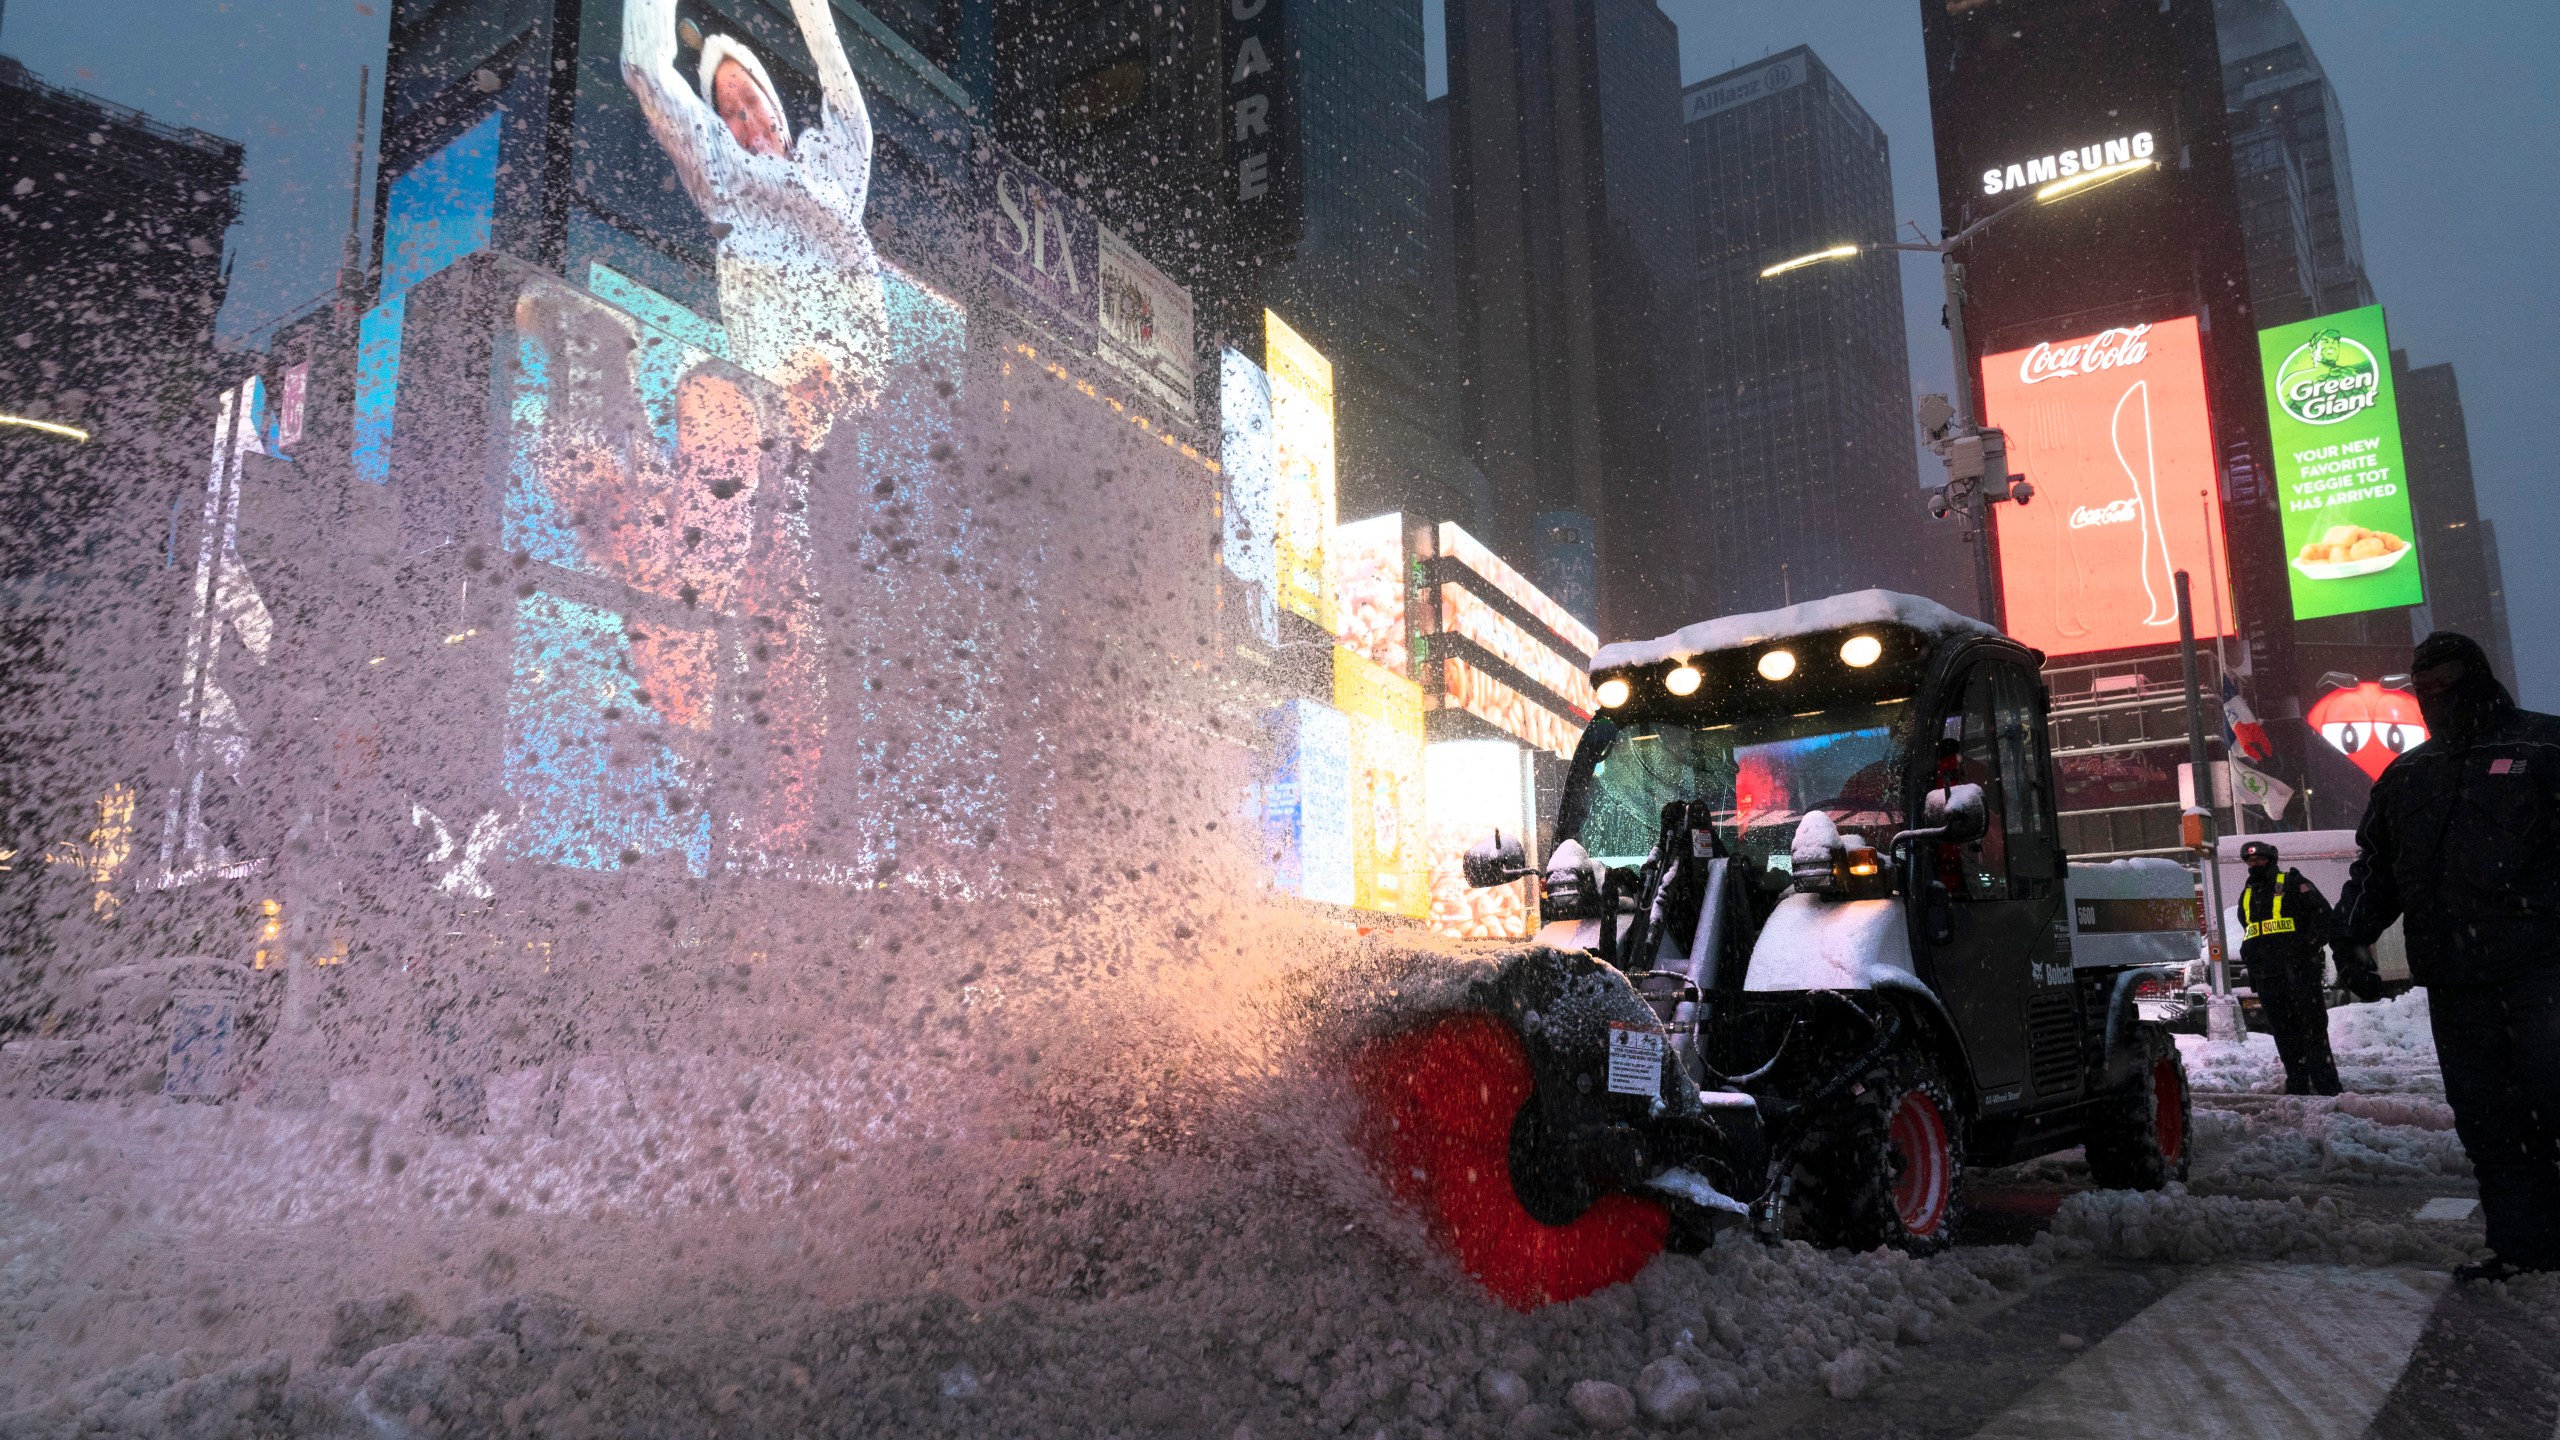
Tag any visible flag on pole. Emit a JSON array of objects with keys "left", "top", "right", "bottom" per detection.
[
  {"left": 2221, "top": 675, "right": 2273, "bottom": 763},
  {"left": 2230, "top": 757, "right": 2294, "bottom": 822}
]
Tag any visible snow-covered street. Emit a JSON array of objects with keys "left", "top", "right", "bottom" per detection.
[{"left": 3, "top": 991, "right": 2549, "bottom": 1438}]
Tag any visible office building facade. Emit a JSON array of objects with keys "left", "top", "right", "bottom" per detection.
[
  {"left": 2394, "top": 352, "right": 2516, "bottom": 682},
  {"left": 1920, "top": 0, "right": 2303, "bottom": 851},
  {"left": 1444, "top": 0, "right": 1700, "bottom": 641},
  {"left": 1261, "top": 0, "right": 1475, "bottom": 531},
  {"left": 1684, "top": 48, "right": 1952, "bottom": 620},
  {"left": 2216, "top": 0, "right": 2374, "bottom": 325}
]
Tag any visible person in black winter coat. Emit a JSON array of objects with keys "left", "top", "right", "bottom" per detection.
[
  {"left": 2236, "top": 839, "right": 2377, "bottom": 1095},
  {"left": 2339, "top": 632, "right": 2560, "bottom": 1283}
]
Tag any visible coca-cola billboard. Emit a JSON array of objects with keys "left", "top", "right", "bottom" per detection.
[{"left": 1982, "top": 315, "right": 2235, "bottom": 659}]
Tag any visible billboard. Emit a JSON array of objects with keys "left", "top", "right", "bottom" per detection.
[
  {"left": 353, "top": 109, "right": 501, "bottom": 484},
  {"left": 1259, "top": 698, "right": 1353, "bottom": 905},
  {"left": 1439, "top": 521, "right": 1597, "bottom": 659},
  {"left": 1334, "top": 647, "right": 1427, "bottom": 919},
  {"left": 2257, "top": 306, "right": 2422, "bottom": 619},
  {"left": 1097, "top": 222, "right": 1196, "bottom": 418},
  {"left": 1267, "top": 311, "right": 1336, "bottom": 631},
  {"left": 1332, "top": 512, "right": 1407, "bottom": 673},
  {"left": 1438, "top": 585, "right": 1597, "bottom": 714},
  {"left": 1424, "top": 739, "right": 1535, "bottom": 940},
  {"left": 1981, "top": 317, "right": 2234, "bottom": 658},
  {"left": 981, "top": 142, "right": 1099, "bottom": 348},
  {"left": 1219, "top": 349, "right": 1280, "bottom": 645}
]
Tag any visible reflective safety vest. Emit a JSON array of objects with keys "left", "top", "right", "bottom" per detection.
[{"left": 2240, "top": 880, "right": 2297, "bottom": 939}]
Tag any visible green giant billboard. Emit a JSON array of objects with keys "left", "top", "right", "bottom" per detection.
[{"left": 2258, "top": 304, "right": 2423, "bottom": 620}]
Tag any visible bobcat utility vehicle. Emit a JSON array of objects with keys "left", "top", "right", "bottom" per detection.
[{"left": 1352, "top": 590, "right": 2198, "bottom": 1308}]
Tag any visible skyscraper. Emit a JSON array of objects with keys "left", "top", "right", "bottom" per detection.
[
  {"left": 1920, "top": 0, "right": 2306, "bottom": 850},
  {"left": 1444, "top": 0, "right": 1699, "bottom": 641},
  {"left": 1684, "top": 48, "right": 1950, "bottom": 619},
  {"left": 2217, "top": 0, "right": 2374, "bottom": 324},
  {"left": 1263, "top": 0, "right": 1472, "bottom": 529},
  {"left": 2394, "top": 351, "right": 2517, "bottom": 681}
]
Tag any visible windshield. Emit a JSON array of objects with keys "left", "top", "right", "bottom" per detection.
[{"left": 1567, "top": 706, "right": 1911, "bottom": 880}]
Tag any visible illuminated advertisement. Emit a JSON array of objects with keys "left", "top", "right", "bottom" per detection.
[
  {"left": 1332, "top": 512, "right": 1408, "bottom": 673},
  {"left": 1097, "top": 222, "right": 1196, "bottom": 419},
  {"left": 1219, "top": 349, "right": 1279, "bottom": 645},
  {"left": 1266, "top": 310, "right": 1336, "bottom": 631},
  {"left": 982, "top": 142, "right": 1098, "bottom": 346},
  {"left": 2308, "top": 680, "right": 2427, "bottom": 783},
  {"left": 388, "top": 0, "right": 973, "bottom": 885},
  {"left": 1981, "top": 316, "right": 2234, "bottom": 658},
  {"left": 158, "top": 380, "right": 283, "bottom": 888},
  {"left": 1439, "top": 585, "right": 1597, "bottom": 713},
  {"left": 1260, "top": 699, "right": 1354, "bottom": 905},
  {"left": 353, "top": 109, "right": 500, "bottom": 483},
  {"left": 1334, "top": 647, "right": 1428, "bottom": 918},
  {"left": 1444, "top": 657, "right": 1582, "bottom": 761},
  {"left": 1424, "top": 739, "right": 1535, "bottom": 940},
  {"left": 1440, "top": 521, "right": 1597, "bottom": 659},
  {"left": 2258, "top": 306, "right": 2423, "bottom": 619}
]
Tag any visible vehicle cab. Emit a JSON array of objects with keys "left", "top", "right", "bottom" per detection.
[{"left": 1542, "top": 589, "right": 2094, "bottom": 1155}]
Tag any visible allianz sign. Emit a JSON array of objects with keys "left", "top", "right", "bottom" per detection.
[{"left": 1981, "top": 131, "right": 2156, "bottom": 196}]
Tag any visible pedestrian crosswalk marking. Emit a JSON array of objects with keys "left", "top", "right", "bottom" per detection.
[
  {"left": 2411, "top": 1196, "right": 2478, "bottom": 1221},
  {"left": 1967, "top": 1265, "right": 2446, "bottom": 1439}
]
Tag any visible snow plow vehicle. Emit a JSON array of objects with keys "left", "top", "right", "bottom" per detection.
[{"left": 1353, "top": 590, "right": 2199, "bottom": 1307}]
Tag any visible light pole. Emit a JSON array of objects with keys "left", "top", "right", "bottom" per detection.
[{"left": 1759, "top": 156, "right": 2156, "bottom": 627}]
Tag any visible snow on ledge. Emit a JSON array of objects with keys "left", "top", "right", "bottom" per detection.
[{"left": 1592, "top": 588, "right": 1999, "bottom": 671}]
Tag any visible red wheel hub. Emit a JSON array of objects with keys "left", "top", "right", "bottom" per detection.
[
  {"left": 2152, "top": 1055, "right": 2186, "bottom": 1161},
  {"left": 1887, "top": 1088, "right": 1954, "bottom": 1238},
  {"left": 1351, "top": 1012, "right": 1668, "bottom": 1309}
]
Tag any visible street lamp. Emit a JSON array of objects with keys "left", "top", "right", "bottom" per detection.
[
  {"left": 1759, "top": 156, "right": 2157, "bottom": 627},
  {"left": 0, "top": 412, "right": 92, "bottom": 443}
]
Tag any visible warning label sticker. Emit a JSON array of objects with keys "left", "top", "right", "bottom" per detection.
[{"left": 1606, "top": 1024, "right": 1664, "bottom": 1098}]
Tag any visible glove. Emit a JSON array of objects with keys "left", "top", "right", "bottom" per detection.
[{"left": 2336, "top": 944, "right": 2383, "bottom": 1003}]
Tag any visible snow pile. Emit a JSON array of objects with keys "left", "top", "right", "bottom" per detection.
[
  {"left": 2189, "top": 1098, "right": 2470, "bottom": 1186},
  {"left": 2052, "top": 1185, "right": 2467, "bottom": 1267},
  {"left": 2178, "top": 989, "right": 2441, "bottom": 1096},
  {"left": 0, "top": 1225, "right": 2080, "bottom": 1439}
]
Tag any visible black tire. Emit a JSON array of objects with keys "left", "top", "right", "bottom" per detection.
[
  {"left": 1791, "top": 1047, "right": 1965, "bottom": 1255},
  {"left": 2085, "top": 1023, "right": 2192, "bottom": 1190}
]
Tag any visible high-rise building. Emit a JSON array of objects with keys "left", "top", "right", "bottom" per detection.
[
  {"left": 2217, "top": 0, "right": 2374, "bottom": 324},
  {"left": 1920, "top": 0, "right": 2303, "bottom": 853},
  {"left": 1683, "top": 48, "right": 1953, "bottom": 619},
  {"left": 2394, "top": 350, "right": 2516, "bottom": 681},
  {"left": 1444, "top": 0, "right": 1700, "bottom": 641},
  {"left": 1260, "top": 0, "right": 1472, "bottom": 530}
]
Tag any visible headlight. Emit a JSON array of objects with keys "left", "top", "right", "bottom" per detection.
[
  {"left": 1757, "top": 649, "right": 1797, "bottom": 681},
  {"left": 1839, "top": 634, "right": 1882, "bottom": 668},
  {"left": 1664, "top": 664, "right": 1702, "bottom": 696},
  {"left": 1596, "top": 676, "right": 1631, "bottom": 708}
]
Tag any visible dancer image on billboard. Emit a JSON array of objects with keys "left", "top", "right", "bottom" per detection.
[{"left": 622, "top": 0, "right": 887, "bottom": 448}]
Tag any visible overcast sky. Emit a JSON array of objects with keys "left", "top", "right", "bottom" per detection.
[{"left": 7, "top": 0, "right": 2552, "bottom": 705}]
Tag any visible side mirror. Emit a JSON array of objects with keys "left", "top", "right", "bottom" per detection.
[
  {"left": 1923, "top": 783, "right": 1989, "bottom": 845},
  {"left": 1463, "top": 830, "right": 1530, "bottom": 889}
]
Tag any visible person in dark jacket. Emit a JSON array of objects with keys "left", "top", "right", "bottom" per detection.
[
  {"left": 2236, "top": 839, "right": 2375, "bottom": 1095},
  {"left": 2339, "top": 632, "right": 2560, "bottom": 1282}
]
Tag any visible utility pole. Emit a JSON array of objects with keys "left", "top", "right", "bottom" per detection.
[{"left": 2177, "top": 570, "right": 2242, "bottom": 1042}]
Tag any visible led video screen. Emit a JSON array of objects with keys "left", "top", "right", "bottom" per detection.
[
  {"left": 2258, "top": 305, "right": 2423, "bottom": 620},
  {"left": 1981, "top": 316, "right": 2235, "bottom": 657}
]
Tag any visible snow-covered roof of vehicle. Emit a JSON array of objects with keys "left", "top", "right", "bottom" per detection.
[{"left": 1591, "top": 589, "right": 1999, "bottom": 672}]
